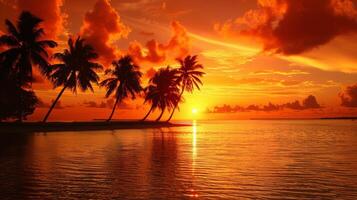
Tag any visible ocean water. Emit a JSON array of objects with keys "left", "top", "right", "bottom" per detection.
[{"left": 0, "top": 120, "right": 357, "bottom": 199}]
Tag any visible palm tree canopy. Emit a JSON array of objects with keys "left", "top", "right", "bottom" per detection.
[
  {"left": 176, "top": 55, "right": 205, "bottom": 92},
  {"left": 0, "top": 11, "right": 57, "bottom": 86},
  {"left": 49, "top": 37, "right": 102, "bottom": 93},
  {"left": 100, "top": 55, "right": 143, "bottom": 101},
  {"left": 144, "top": 66, "right": 181, "bottom": 111}
]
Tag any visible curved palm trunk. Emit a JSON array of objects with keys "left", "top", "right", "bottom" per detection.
[
  {"left": 107, "top": 96, "right": 120, "bottom": 122},
  {"left": 156, "top": 109, "right": 165, "bottom": 122},
  {"left": 18, "top": 89, "right": 23, "bottom": 122},
  {"left": 17, "top": 77, "right": 24, "bottom": 122},
  {"left": 166, "top": 86, "right": 185, "bottom": 122},
  {"left": 43, "top": 85, "right": 68, "bottom": 122},
  {"left": 141, "top": 105, "right": 154, "bottom": 121}
]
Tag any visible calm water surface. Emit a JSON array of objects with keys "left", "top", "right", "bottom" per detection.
[{"left": 1, "top": 120, "right": 357, "bottom": 199}]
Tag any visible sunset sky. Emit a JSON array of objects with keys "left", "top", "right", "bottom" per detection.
[{"left": 1, "top": 0, "right": 357, "bottom": 121}]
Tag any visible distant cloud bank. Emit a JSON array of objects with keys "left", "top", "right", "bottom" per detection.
[{"left": 208, "top": 95, "right": 322, "bottom": 113}]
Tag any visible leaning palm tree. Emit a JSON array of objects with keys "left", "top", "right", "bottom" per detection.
[
  {"left": 166, "top": 55, "right": 205, "bottom": 122},
  {"left": 142, "top": 66, "right": 181, "bottom": 122},
  {"left": 0, "top": 11, "right": 57, "bottom": 87},
  {"left": 42, "top": 37, "right": 102, "bottom": 122},
  {"left": 100, "top": 55, "right": 143, "bottom": 122}
]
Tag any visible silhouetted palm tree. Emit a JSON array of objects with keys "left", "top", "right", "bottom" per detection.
[
  {"left": 166, "top": 55, "right": 204, "bottom": 122},
  {"left": 100, "top": 55, "right": 143, "bottom": 122},
  {"left": 0, "top": 11, "right": 57, "bottom": 87},
  {"left": 42, "top": 37, "right": 102, "bottom": 122},
  {"left": 143, "top": 66, "right": 181, "bottom": 122}
]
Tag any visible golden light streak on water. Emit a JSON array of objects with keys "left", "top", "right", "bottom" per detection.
[{"left": 192, "top": 120, "right": 197, "bottom": 164}]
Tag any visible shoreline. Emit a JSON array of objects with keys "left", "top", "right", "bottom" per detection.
[{"left": 0, "top": 121, "right": 192, "bottom": 133}]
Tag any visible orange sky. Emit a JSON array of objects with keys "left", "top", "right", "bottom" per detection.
[{"left": 1, "top": 0, "right": 357, "bottom": 121}]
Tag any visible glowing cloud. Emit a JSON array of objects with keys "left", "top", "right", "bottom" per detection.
[
  {"left": 128, "top": 21, "right": 190, "bottom": 63},
  {"left": 80, "top": 0, "right": 131, "bottom": 65}
]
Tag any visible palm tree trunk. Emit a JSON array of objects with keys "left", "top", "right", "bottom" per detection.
[
  {"left": 18, "top": 89, "right": 23, "bottom": 122},
  {"left": 167, "top": 86, "right": 185, "bottom": 122},
  {"left": 141, "top": 105, "right": 154, "bottom": 121},
  {"left": 43, "top": 85, "right": 68, "bottom": 122},
  {"left": 156, "top": 109, "right": 165, "bottom": 122},
  {"left": 107, "top": 96, "right": 120, "bottom": 122}
]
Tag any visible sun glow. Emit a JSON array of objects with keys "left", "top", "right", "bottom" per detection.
[{"left": 192, "top": 108, "right": 198, "bottom": 114}]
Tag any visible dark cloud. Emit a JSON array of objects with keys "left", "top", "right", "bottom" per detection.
[
  {"left": 208, "top": 95, "right": 321, "bottom": 113},
  {"left": 302, "top": 95, "right": 321, "bottom": 109},
  {"left": 340, "top": 84, "right": 357, "bottom": 107},
  {"left": 37, "top": 99, "right": 67, "bottom": 109},
  {"left": 83, "top": 99, "right": 135, "bottom": 110},
  {"left": 216, "top": 0, "right": 357, "bottom": 55},
  {"left": 284, "top": 100, "right": 303, "bottom": 110},
  {"left": 83, "top": 100, "right": 108, "bottom": 108},
  {"left": 83, "top": 99, "right": 114, "bottom": 108}
]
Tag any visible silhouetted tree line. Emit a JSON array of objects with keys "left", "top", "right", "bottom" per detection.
[{"left": 0, "top": 11, "right": 204, "bottom": 122}]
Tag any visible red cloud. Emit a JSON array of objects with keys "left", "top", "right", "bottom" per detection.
[
  {"left": 128, "top": 21, "right": 190, "bottom": 63},
  {"left": 80, "top": 0, "right": 130, "bottom": 65},
  {"left": 340, "top": 84, "right": 357, "bottom": 107},
  {"left": 16, "top": 0, "right": 66, "bottom": 39},
  {"left": 215, "top": 0, "right": 357, "bottom": 55}
]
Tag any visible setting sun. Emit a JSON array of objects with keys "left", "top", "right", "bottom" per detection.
[{"left": 192, "top": 108, "right": 198, "bottom": 114}]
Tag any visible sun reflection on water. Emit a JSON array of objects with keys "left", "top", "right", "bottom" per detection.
[
  {"left": 190, "top": 120, "right": 199, "bottom": 198},
  {"left": 192, "top": 120, "right": 197, "bottom": 159}
]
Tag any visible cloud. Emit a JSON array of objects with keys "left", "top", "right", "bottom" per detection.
[
  {"left": 16, "top": 0, "right": 66, "bottom": 39},
  {"left": 80, "top": 0, "right": 130, "bottom": 65},
  {"left": 139, "top": 30, "right": 155, "bottom": 36},
  {"left": 201, "top": 49, "right": 255, "bottom": 67},
  {"left": 115, "top": 0, "right": 191, "bottom": 19},
  {"left": 128, "top": 21, "right": 190, "bottom": 63},
  {"left": 83, "top": 100, "right": 109, "bottom": 108},
  {"left": 215, "top": 0, "right": 357, "bottom": 55},
  {"left": 208, "top": 95, "right": 322, "bottom": 113},
  {"left": 340, "top": 84, "right": 357, "bottom": 107},
  {"left": 251, "top": 69, "right": 310, "bottom": 76},
  {"left": 83, "top": 99, "right": 114, "bottom": 108},
  {"left": 83, "top": 98, "right": 135, "bottom": 110},
  {"left": 302, "top": 95, "right": 321, "bottom": 109},
  {"left": 37, "top": 99, "right": 67, "bottom": 109}
]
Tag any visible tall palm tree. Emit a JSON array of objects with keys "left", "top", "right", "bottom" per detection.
[
  {"left": 166, "top": 55, "right": 205, "bottom": 122},
  {"left": 142, "top": 66, "right": 181, "bottom": 122},
  {"left": 0, "top": 11, "right": 57, "bottom": 87},
  {"left": 100, "top": 55, "right": 143, "bottom": 122},
  {"left": 42, "top": 37, "right": 102, "bottom": 122}
]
